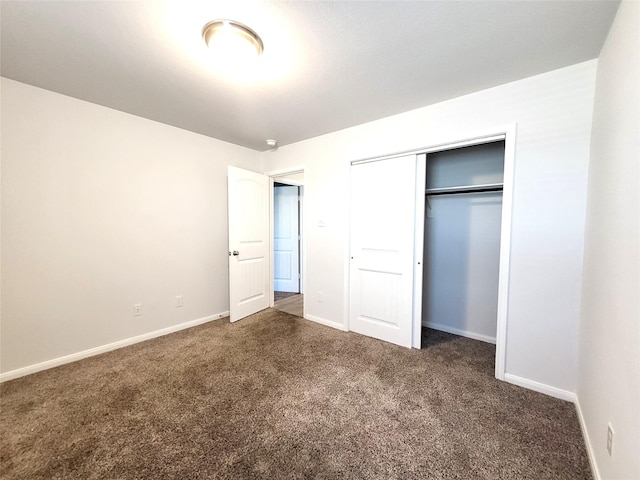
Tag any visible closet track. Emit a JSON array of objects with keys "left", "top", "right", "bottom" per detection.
[{"left": 425, "top": 182, "right": 504, "bottom": 196}]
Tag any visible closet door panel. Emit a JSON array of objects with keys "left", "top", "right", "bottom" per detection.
[{"left": 349, "top": 155, "right": 416, "bottom": 348}]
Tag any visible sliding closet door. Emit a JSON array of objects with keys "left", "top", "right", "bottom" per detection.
[{"left": 349, "top": 155, "right": 416, "bottom": 348}]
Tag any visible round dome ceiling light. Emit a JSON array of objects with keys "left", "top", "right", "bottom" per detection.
[{"left": 202, "top": 20, "right": 264, "bottom": 61}]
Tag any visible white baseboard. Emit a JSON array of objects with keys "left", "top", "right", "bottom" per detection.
[
  {"left": 304, "top": 314, "right": 348, "bottom": 331},
  {"left": 424, "top": 321, "right": 496, "bottom": 344},
  {"left": 504, "top": 373, "right": 576, "bottom": 402},
  {"left": 575, "top": 396, "right": 601, "bottom": 480},
  {"left": 0, "top": 311, "right": 229, "bottom": 383}
]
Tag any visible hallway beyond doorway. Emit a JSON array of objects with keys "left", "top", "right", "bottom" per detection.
[{"left": 274, "top": 292, "right": 303, "bottom": 317}]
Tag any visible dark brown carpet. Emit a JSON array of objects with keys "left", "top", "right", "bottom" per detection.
[{"left": 0, "top": 309, "right": 591, "bottom": 479}]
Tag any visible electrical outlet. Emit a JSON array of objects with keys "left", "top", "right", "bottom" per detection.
[
  {"left": 133, "top": 304, "right": 142, "bottom": 316},
  {"left": 607, "top": 423, "right": 614, "bottom": 457},
  {"left": 175, "top": 295, "right": 183, "bottom": 308},
  {"left": 317, "top": 291, "right": 324, "bottom": 302}
]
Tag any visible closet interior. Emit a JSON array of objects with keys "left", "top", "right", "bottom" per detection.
[{"left": 421, "top": 140, "right": 506, "bottom": 345}]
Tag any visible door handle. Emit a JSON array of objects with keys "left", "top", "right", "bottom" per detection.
[{"left": 232, "top": 250, "right": 240, "bottom": 256}]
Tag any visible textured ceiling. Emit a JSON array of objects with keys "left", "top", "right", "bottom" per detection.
[{"left": 1, "top": 1, "right": 620, "bottom": 151}]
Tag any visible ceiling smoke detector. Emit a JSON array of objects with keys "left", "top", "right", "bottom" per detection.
[{"left": 266, "top": 139, "right": 278, "bottom": 148}]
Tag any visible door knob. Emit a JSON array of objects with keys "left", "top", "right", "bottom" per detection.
[{"left": 232, "top": 250, "right": 240, "bottom": 256}]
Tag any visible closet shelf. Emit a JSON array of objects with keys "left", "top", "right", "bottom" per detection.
[{"left": 425, "top": 182, "right": 504, "bottom": 196}]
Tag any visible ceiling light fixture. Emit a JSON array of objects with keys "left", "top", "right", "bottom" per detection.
[{"left": 202, "top": 20, "right": 264, "bottom": 61}]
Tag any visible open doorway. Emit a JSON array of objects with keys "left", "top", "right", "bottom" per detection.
[{"left": 271, "top": 171, "right": 304, "bottom": 318}]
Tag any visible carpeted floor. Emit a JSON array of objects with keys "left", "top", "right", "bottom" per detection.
[{"left": 0, "top": 309, "right": 591, "bottom": 479}]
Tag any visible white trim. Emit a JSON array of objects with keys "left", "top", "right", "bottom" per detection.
[
  {"left": 504, "top": 373, "right": 577, "bottom": 402},
  {"left": 0, "top": 312, "right": 228, "bottom": 383},
  {"left": 305, "top": 314, "right": 348, "bottom": 332},
  {"left": 412, "top": 153, "right": 427, "bottom": 348},
  {"left": 299, "top": 186, "right": 305, "bottom": 294},
  {"left": 494, "top": 124, "right": 517, "bottom": 380},
  {"left": 264, "top": 167, "right": 305, "bottom": 177},
  {"left": 351, "top": 134, "right": 507, "bottom": 165},
  {"left": 269, "top": 176, "right": 276, "bottom": 308},
  {"left": 424, "top": 322, "right": 497, "bottom": 345},
  {"left": 575, "top": 397, "right": 602, "bottom": 480}
]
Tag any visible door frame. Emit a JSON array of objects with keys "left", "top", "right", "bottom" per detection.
[
  {"left": 348, "top": 124, "right": 516, "bottom": 381},
  {"left": 265, "top": 167, "right": 306, "bottom": 311}
]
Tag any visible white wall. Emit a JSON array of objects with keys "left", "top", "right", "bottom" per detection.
[
  {"left": 261, "top": 60, "right": 597, "bottom": 395},
  {"left": 0, "top": 78, "right": 260, "bottom": 376},
  {"left": 577, "top": 2, "right": 640, "bottom": 479}
]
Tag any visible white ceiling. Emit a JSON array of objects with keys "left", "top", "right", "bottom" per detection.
[{"left": 1, "top": 1, "right": 620, "bottom": 151}]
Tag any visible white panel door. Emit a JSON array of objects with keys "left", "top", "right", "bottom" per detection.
[
  {"left": 228, "top": 166, "right": 270, "bottom": 322},
  {"left": 274, "top": 185, "right": 300, "bottom": 293},
  {"left": 350, "top": 155, "right": 417, "bottom": 347}
]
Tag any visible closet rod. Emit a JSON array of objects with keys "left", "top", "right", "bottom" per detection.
[{"left": 426, "top": 182, "right": 504, "bottom": 196}]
